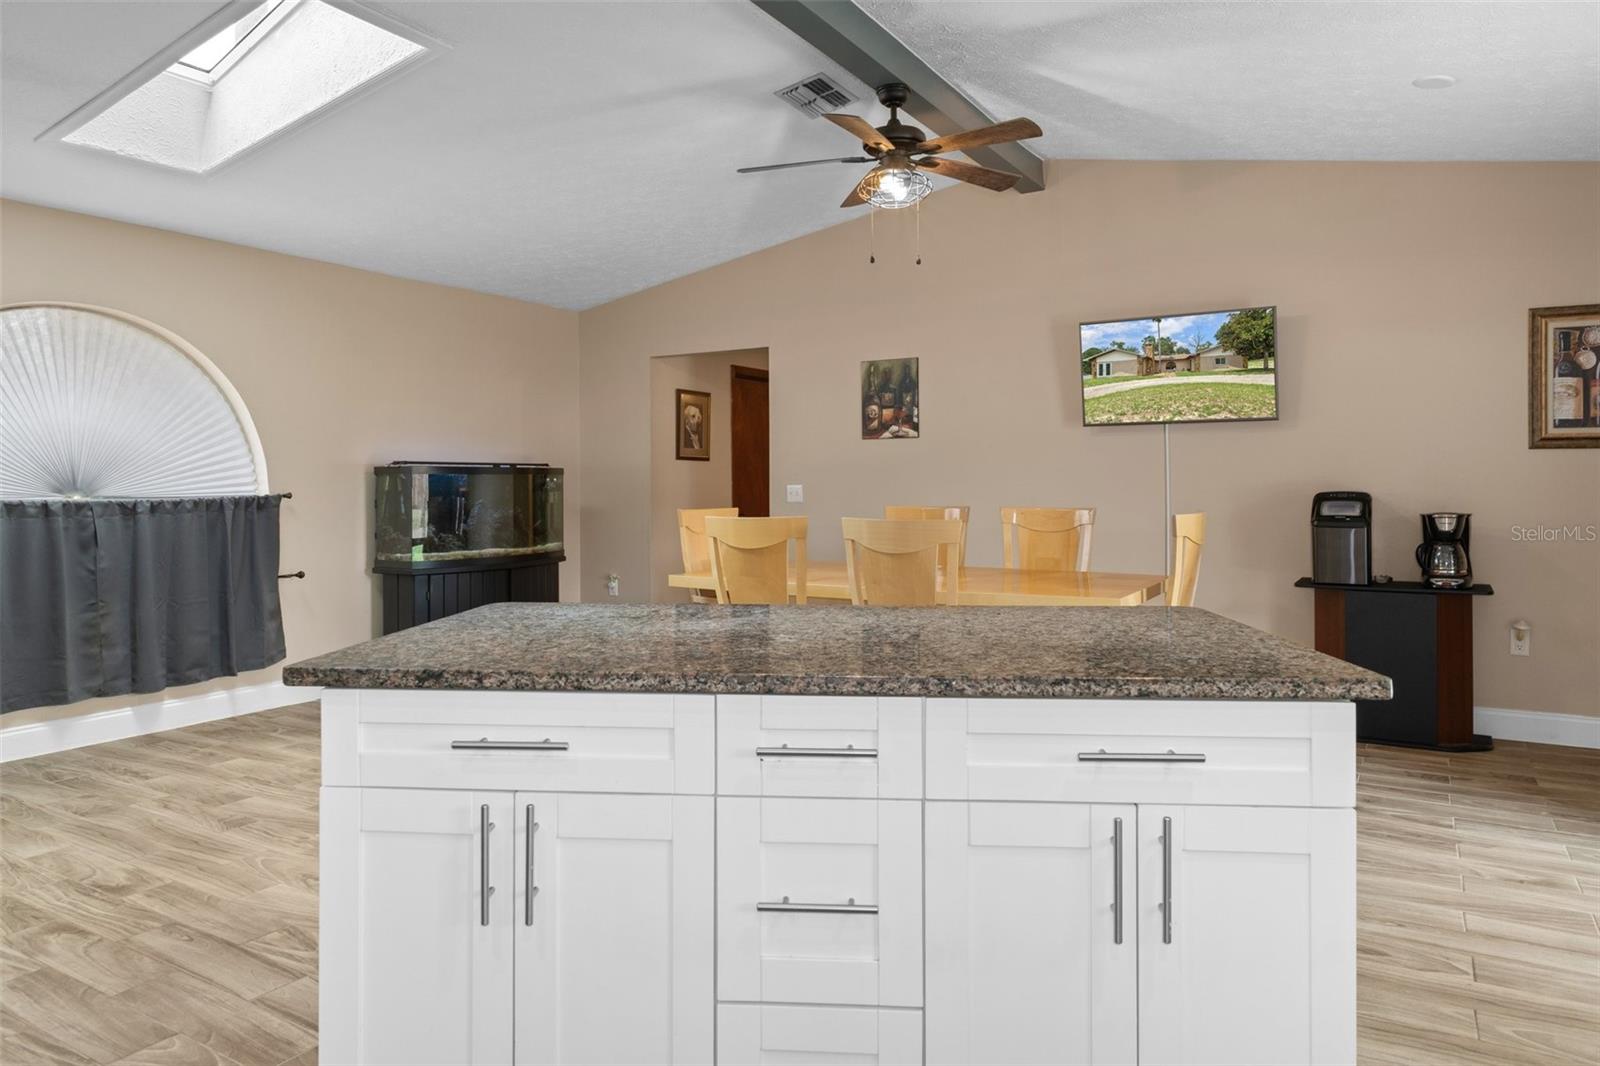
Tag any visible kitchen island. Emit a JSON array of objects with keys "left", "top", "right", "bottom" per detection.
[{"left": 286, "top": 602, "right": 1388, "bottom": 1066}]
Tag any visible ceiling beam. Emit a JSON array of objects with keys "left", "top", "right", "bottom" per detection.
[{"left": 750, "top": 0, "right": 1046, "bottom": 193}]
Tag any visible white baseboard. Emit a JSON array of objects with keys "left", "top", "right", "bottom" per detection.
[
  {"left": 0, "top": 680, "right": 319, "bottom": 763},
  {"left": 1477, "top": 706, "right": 1600, "bottom": 749}
]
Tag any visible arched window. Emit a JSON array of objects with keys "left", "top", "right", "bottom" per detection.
[{"left": 0, "top": 303, "right": 268, "bottom": 499}]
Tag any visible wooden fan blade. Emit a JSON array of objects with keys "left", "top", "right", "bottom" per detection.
[
  {"left": 825, "top": 113, "right": 894, "bottom": 152},
  {"left": 737, "top": 157, "right": 871, "bottom": 174},
  {"left": 914, "top": 117, "right": 1043, "bottom": 155},
  {"left": 916, "top": 157, "right": 1020, "bottom": 192},
  {"left": 840, "top": 181, "right": 870, "bottom": 208}
]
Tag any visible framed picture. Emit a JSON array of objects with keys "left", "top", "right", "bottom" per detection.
[
  {"left": 1529, "top": 304, "right": 1600, "bottom": 449},
  {"left": 675, "top": 389, "right": 711, "bottom": 460},
  {"left": 861, "top": 357, "right": 919, "bottom": 439}
]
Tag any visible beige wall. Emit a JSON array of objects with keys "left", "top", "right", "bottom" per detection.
[
  {"left": 648, "top": 348, "right": 768, "bottom": 602},
  {"left": 1, "top": 200, "right": 581, "bottom": 727},
  {"left": 580, "top": 161, "right": 1600, "bottom": 719}
]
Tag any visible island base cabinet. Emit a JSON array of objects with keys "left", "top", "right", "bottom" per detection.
[
  {"left": 717, "top": 1004, "right": 922, "bottom": 1065},
  {"left": 925, "top": 802, "right": 1137, "bottom": 1066},
  {"left": 1138, "top": 806, "right": 1356, "bottom": 1066},
  {"left": 319, "top": 787, "right": 515, "bottom": 1066},
  {"left": 321, "top": 788, "right": 713, "bottom": 1066},
  {"left": 516, "top": 793, "right": 714, "bottom": 1065}
]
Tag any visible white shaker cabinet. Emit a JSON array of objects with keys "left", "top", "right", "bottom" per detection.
[
  {"left": 1137, "top": 805, "right": 1356, "bottom": 1066},
  {"left": 925, "top": 802, "right": 1137, "bottom": 1066},
  {"left": 515, "top": 793, "right": 714, "bottom": 1065},
  {"left": 718, "top": 1004, "right": 923, "bottom": 1065},
  {"left": 319, "top": 787, "right": 515, "bottom": 1066}
]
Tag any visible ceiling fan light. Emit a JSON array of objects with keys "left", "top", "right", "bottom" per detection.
[{"left": 859, "top": 164, "right": 931, "bottom": 209}]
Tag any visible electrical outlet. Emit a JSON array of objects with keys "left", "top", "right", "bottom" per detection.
[
  {"left": 606, "top": 574, "right": 620, "bottom": 597},
  {"left": 1510, "top": 627, "right": 1530, "bottom": 656},
  {"left": 786, "top": 484, "right": 804, "bottom": 504}
]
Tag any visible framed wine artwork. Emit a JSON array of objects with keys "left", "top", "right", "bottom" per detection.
[
  {"left": 861, "top": 357, "right": 919, "bottom": 440},
  {"left": 1529, "top": 305, "right": 1600, "bottom": 449}
]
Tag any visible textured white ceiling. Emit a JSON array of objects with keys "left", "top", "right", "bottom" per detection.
[
  {"left": 859, "top": 0, "right": 1600, "bottom": 162},
  {"left": 2, "top": 2, "right": 1594, "bottom": 312},
  {"left": 1, "top": 1, "right": 897, "bottom": 310}
]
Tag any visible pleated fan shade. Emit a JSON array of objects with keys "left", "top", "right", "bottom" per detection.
[{"left": 0, "top": 305, "right": 265, "bottom": 499}]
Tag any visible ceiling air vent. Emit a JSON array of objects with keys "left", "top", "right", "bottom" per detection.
[{"left": 775, "top": 74, "right": 856, "bottom": 119}]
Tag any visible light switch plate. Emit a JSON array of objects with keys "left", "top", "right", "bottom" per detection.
[{"left": 786, "top": 484, "right": 804, "bottom": 503}]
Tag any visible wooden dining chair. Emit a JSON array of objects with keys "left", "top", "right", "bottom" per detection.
[
  {"left": 884, "top": 505, "right": 970, "bottom": 569},
  {"left": 1167, "top": 512, "right": 1206, "bottom": 607},
  {"left": 1000, "top": 507, "right": 1096, "bottom": 571},
  {"left": 840, "top": 517, "right": 964, "bottom": 606},
  {"left": 705, "top": 516, "right": 808, "bottom": 605},
  {"left": 678, "top": 507, "right": 738, "bottom": 603}
]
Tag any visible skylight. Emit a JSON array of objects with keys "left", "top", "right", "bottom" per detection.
[
  {"left": 169, "top": 0, "right": 290, "bottom": 83},
  {"left": 57, "top": 0, "right": 429, "bottom": 174}
]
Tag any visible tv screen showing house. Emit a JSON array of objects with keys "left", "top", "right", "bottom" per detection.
[{"left": 1080, "top": 306, "right": 1278, "bottom": 426}]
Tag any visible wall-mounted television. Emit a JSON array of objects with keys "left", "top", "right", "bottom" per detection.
[{"left": 1080, "top": 306, "right": 1278, "bottom": 426}]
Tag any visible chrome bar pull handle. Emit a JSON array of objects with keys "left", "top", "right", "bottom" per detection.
[
  {"left": 1112, "top": 816, "right": 1124, "bottom": 946},
  {"left": 1160, "top": 816, "right": 1173, "bottom": 945},
  {"left": 524, "top": 804, "right": 538, "bottom": 927},
  {"left": 755, "top": 744, "right": 878, "bottom": 759},
  {"left": 453, "top": 738, "right": 570, "bottom": 751},
  {"left": 1078, "top": 749, "right": 1206, "bottom": 763},
  {"left": 479, "top": 804, "right": 495, "bottom": 927},
  {"left": 755, "top": 896, "right": 879, "bottom": 914}
]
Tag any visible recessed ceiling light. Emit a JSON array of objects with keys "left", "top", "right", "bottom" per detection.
[{"left": 1411, "top": 75, "right": 1457, "bottom": 90}]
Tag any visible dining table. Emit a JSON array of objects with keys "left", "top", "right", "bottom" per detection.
[{"left": 667, "top": 561, "right": 1168, "bottom": 606}]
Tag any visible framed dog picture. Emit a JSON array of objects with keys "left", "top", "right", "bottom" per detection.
[
  {"left": 1529, "top": 304, "right": 1600, "bottom": 449},
  {"left": 676, "top": 388, "right": 711, "bottom": 460}
]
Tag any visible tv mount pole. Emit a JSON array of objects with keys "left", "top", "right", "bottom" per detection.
[{"left": 1154, "top": 316, "right": 1172, "bottom": 578}]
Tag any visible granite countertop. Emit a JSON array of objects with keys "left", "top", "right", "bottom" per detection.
[{"left": 283, "top": 602, "right": 1391, "bottom": 702}]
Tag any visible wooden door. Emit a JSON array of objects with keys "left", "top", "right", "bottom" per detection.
[
  {"left": 319, "top": 787, "right": 514, "bottom": 1065},
  {"left": 514, "top": 792, "right": 714, "bottom": 1065},
  {"left": 925, "top": 802, "right": 1137, "bottom": 1065},
  {"left": 1138, "top": 805, "right": 1356, "bottom": 1065},
  {"left": 730, "top": 365, "right": 769, "bottom": 517}
]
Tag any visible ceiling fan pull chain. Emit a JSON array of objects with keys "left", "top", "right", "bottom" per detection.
[
  {"left": 915, "top": 199, "right": 922, "bottom": 266},
  {"left": 868, "top": 206, "right": 876, "bottom": 264}
]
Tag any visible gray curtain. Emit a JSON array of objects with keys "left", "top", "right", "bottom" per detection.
[{"left": 1, "top": 496, "right": 286, "bottom": 713}]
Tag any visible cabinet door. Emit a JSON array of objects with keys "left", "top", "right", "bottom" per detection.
[
  {"left": 1138, "top": 806, "right": 1355, "bottom": 1066},
  {"left": 926, "top": 802, "right": 1137, "bottom": 1065},
  {"left": 320, "top": 787, "right": 513, "bottom": 1065},
  {"left": 514, "top": 793, "right": 713, "bottom": 1065},
  {"left": 717, "top": 1004, "right": 922, "bottom": 1065}
]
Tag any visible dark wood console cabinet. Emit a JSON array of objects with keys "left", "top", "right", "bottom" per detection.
[
  {"left": 1295, "top": 578, "right": 1495, "bottom": 752},
  {"left": 378, "top": 554, "right": 562, "bottom": 635}
]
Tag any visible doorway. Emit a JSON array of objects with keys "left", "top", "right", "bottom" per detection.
[{"left": 730, "top": 365, "right": 769, "bottom": 517}]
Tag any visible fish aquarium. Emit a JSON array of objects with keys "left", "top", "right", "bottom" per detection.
[{"left": 374, "top": 463, "right": 564, "bottom": 570}]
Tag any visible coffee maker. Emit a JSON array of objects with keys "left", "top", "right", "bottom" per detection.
[{"left": 1416, "top": 513, "right": 1472, "bottom": 588}]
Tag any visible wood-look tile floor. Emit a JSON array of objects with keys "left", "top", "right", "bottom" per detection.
[{"left": 2, "top": 705, "right": 1597, "bottom": 1065}]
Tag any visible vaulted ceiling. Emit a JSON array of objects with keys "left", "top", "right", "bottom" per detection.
[{"left": 3, "top": 1, "right": 1594, "bottom": 310}]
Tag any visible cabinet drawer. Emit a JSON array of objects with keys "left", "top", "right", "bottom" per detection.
[
  {"left": 717, "top": 1004, "right": 922, "bottom": 1066},
  {"left": 320, "top": 689, "right": 714, "bottom": 794},
  {"left": 718, "top": 798, "right": 922, "bottom": 1007},
  {"left": 717, "top": 696, "right": 921, "bottom": 799},
  {"left": 927, "top": 699, "right": 1354, "bottom": 807}
]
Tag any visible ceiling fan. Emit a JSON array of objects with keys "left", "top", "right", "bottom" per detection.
[{"left": 738, "top": 82, "right": 1043, "bottom": 209}]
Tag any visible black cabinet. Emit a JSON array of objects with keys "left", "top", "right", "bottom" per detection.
[
  {"left": 1296, "top": 579, "right": 1494, "bottom": 751},
  {"left": 378, "top": 555, "right": 562, "bottom": 635}
]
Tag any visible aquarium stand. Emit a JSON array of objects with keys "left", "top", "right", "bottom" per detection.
[{"left": 377, "top": 553, "right": 563, "bottom": 635}]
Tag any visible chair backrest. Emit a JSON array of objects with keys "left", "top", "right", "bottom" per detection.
[
  {"left": 1168, "top": 512, "right": 1206, "bottom": 607},
  {"left": 884, "top": 505, "right": 970, "bottom": 569},
  {"left": 705, "top": 516, "right": 808, "bottom": 605},
  {"left": 840, "top": 517, "right": 964, "bottom": 606},
  {"left": 678, "top": 507, "right": 737, "bottom": 602},
  {"left": 1000, "top": 507, "right": 1096, "bottom": 571}
]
